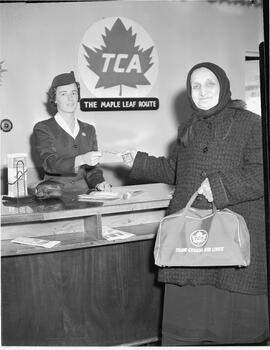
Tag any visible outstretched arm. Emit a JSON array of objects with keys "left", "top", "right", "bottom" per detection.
[{"left": 129, "top": 151, "right": 177, "bottom": 185}]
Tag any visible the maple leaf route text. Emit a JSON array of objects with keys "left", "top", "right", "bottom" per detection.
[{"left": 83, "top": 18, "right": 154, "bottom": 96}]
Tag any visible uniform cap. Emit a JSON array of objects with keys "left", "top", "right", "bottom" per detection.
[{"left": 51, "top": 71, "right": 76, "bottom": 88}]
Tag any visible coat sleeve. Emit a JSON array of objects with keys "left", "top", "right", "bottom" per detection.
[
  {"left": 33, "top": 122, "right": 76, "bottom": 175},
  {"left": 90, "top": 127, "right": 98, "bottom": 151},
  {"left": 130, "top": 151, "right": 177, "bottom": 185},
  {"left": 208, "top": 118, "right": 264, "bottom": 209},
  {"left": 81, "top": 129, "right": 105, "bottom": 188}
]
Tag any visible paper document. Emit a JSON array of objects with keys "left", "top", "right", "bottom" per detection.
[
  {"left": 78, "top": 191, "right": 121, "bottom": 201},
  {"left": 78, "top": 189, "right": 143, "bottom": 202},
  {"left": 102, "top": 226, "right": 135, "bottom": 241},
  {"left": 11, "top": 236, "right": 61, "bottom": 248},
  {"left": 100, "top": 150, "right": 124, "bottom": 163}
]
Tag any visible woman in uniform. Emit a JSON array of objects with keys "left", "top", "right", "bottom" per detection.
[{"left": 34, "top": 71, "right": 110, "bottom": 193}]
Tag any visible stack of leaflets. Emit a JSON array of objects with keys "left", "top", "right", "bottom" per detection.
[
  {"left": 102, "top": 226, "right": 135, "bottom": 241},
  {"left": 11, "top": 236, "right": 61, "bottom": 248}
]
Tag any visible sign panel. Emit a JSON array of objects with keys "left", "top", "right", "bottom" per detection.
[
  {"left": 78, "top": 17, "right": 159, "bottom": 111},
  {"left": 80, "top": 97, "right": 159, "bottom": 111}
]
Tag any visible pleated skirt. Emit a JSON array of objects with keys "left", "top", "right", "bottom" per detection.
[{"left": 162, "top": 284, "right": 269, "bottom": 346}]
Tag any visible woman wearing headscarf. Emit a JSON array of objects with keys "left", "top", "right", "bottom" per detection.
[
  {"left": 33, "top": 71, "right": 110, "bottom": 193},
  {"left": 122, "top": 62, "right": 269, "bottom": 345}
]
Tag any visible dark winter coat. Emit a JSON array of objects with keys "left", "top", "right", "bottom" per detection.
[{"left": 130, "top": 106, "right": 267, "bottom": 295}]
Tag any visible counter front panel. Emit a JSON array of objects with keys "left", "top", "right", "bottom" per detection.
[{"left": 1, "top": 183, "right": 172, "bottom": 346}]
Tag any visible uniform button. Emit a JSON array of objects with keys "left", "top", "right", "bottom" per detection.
[
  {"left": 203, "top": 146, "right": 208, "bottom": 153},
  {"left": 201, "top": 170, "right": 207, "bottom": 177},
  {"left": 197, "top": 196, "right": 202, "bottom": 201},
  {"left": 73, "top": 144, "right": 78, "bottom": 149}
]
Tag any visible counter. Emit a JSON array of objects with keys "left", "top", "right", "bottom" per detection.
[
  {"left": 2, "top": 183, "right": 172, "bottom": 256},
  {"left": 1, "top": 183, "right": 173, "bottom": 346}
]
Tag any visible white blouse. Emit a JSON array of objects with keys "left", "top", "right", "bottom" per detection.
[{"left": 54, "top": 112, "right": 80, "bottom": 139}]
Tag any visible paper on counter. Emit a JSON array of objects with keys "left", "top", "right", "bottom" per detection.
[
  {"left": 78, "top": 189, "right": 143, "bottom": 201},
  {"left": 102, "top": 226, "right": 135, "bottom": 241},
  {"left": 11, "top": 236, "right": 61, "bottom": 248},
  {"left": 78, "top": 191, "right": 121, "bottom": 201}
]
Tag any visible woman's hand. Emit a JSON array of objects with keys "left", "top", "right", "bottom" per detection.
[
  {"left": 121, "top": 150, "right": 138, "bottom": 167},
  {"left": 198, "top": 178, "right": 213, "bottom": 202},
  {"left": 83, "top": 151, "right": 102, "bottom": 166},
  {"left": 95, "top": 181, "right": 112, "bottom": 192}
]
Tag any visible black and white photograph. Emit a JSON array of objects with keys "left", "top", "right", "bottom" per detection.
[{"left": 0, "top": 0, "right": 269, "bottom": 347}]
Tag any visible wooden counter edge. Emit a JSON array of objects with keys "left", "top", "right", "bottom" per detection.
[
  {"left": 1, "top": 222, "right": 160, "bottom": 257},
  {"left": 1, "top": 183, "right": 173, "bottom": 225}
]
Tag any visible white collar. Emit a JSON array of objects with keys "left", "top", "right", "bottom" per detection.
[{"left": 54, "top": 112, "right": 80, "bottom": 139}]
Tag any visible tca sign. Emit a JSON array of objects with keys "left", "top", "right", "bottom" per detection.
[{"left": 78, "top": 17, "right": 159, "bottom": 98}]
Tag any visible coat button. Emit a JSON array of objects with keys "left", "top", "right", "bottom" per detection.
[
  {"left": 203, "top": 146, "right": 208, "bottom": 153},
  {"left": 201, "top": 170, "right": 207, "bottom": 177},
  {"left": 73, "top": 144, "right": 78, "bottom": 149}
]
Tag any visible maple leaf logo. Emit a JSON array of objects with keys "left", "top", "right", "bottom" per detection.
[{"left": 83, "top": 18, "right": 154, "bottom": 96}]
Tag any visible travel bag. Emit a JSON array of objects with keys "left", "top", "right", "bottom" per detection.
[{"left": 154, "top": 190, "right": 250, "bottom": 267}]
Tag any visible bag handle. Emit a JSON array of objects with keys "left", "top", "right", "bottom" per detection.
[{"left": 183, "top": 190, "right": 216, "bottom": 214}]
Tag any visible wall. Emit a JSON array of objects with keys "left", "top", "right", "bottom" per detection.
[{"left": 0, "top": 0, "right": 263, "bottom": 192}]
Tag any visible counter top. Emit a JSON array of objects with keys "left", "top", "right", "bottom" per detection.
[
  {"left": 2, "top": 183, "right": 173, "bottom": 257},
  {"left": 1, "top": 183, "right": 173, "bottom": 225},
  {"left": 1, "top": 222, "right": 160, "bottom": 257}
]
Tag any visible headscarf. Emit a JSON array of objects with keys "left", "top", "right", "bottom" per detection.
[
  {"left": 186, "top": 62, "right": 232, "bottom": 119},
  {"left": 180, "top": 62, "right": 244, "bottom": 146}
]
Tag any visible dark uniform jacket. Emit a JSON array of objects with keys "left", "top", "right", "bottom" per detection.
[
  {"left": 33, "top": 117, "right": 104, "bottom": 191},
  {"left": 130, "top": 107, "right": 267, "bottom": 295}
]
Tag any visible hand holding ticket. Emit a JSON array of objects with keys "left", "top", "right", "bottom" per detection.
[
  {"left": 100, "top": 150, "right": 137, "bottom": 167},
  {"left": 121, "top": 150, "right": 138, "bottom": 167},
  {"left": 83, "top": 151, "right": 102, "bottom": 166}
]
